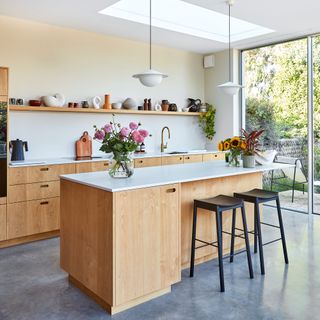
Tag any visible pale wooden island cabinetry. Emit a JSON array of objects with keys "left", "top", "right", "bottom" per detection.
[{"left": 60, "top": 161, "right": 291, "bottom": 314}]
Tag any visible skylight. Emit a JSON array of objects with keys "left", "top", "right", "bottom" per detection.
[{"left": 99, "top": 0, "right": 274, "bottom": 43}]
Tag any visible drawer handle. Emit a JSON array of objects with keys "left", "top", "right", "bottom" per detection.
[
  {"left": 166, "top": 188, "right": 176, "bottom": 193},
  {"left": 103, "top": 163, "right": 108, "bottom": 166},
  {"left": 180, "top": 157, "right": 183, "bottom": 160},
  {"left": 40, "top": 168, "right": 49, "bottom": 171},
  {"left": 40, "top": 184, "right": 49, "bottom": 188},
  {"left": 185, "top": 157, "right": 190, "bottom": 160},
  {"left": 40, "top": 201, "right": 49, "bottom": 205},
  {"left": 139, "top": 160, "right": 143, "bottom": 163},
  {"left": 214, "top": 155, "right": 217, "bottom": 158}
]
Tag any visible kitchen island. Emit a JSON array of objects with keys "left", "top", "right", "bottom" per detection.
[{"left": 60, "top": 161, "right": 291, "bottom": 314}]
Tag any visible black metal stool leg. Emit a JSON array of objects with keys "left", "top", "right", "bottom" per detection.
[
  {"left": 190, "top": 204, "right": 198, "bottom": 277},
  {"left": 255, "top": 201, "right": 265, "bottom": 275},
  {"left": 216, "top": 210, "right": 225, "bottom": 292},
  {"left": 254, "top": 208, "right": 258, "bottom": 254},
  {"left": 241, "top": 205, "right": 254, "bottom": 279},
  {"left": 230, "top": 208, "right": 237, "bottom": 263},
  {"left": 276, "top": 197, "right": 289, "bottom": 264}
]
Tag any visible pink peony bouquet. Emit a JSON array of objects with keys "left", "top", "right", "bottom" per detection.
[{"left": 93, "top": 118, "right": 149, "bottom": 156}]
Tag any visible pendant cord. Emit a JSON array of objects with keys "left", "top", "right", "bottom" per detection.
[
  {"left": 149, "top": 0, "right": 152, "bottom": 70},
  {"left": 228, "top": 2, "right": 231, "bottom": 82}
]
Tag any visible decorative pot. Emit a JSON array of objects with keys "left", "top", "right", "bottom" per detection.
[
  {"left": 122, "top": 98, "right": 137, "bottom": 110},
  {"left": 42, "top": 93, "right": 65, "bottom": 107},
  {"left": 92, "top": 96, "right": 102, "bottom": 109},
  {"left": 161, "top": 100, "right": 169, "bottom": 111},
  {"left": 109, "top": 152, "right": 134, "bottom": 178},
  {"left": 243, "top": 155, "right": 255, "bottom": 168},
  {"left": 228, "top": 151, "right": 241, "bottom": 167}
]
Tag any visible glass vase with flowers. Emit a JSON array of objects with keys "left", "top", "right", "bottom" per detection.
[
  {"left": 218, "top": 136, "right": 246, "bottom": 167},
  {"left": 94, "top": 118, "right": 149, "bottom": 178}
]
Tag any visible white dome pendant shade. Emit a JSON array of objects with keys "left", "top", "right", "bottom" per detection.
[
  {"left": 218, "top": 0, "right": 243, "bottom": 95},
  {"left": 132, "top": 0, "right": 167, "bottom": 87},
  {"left": 133, "top": 69, "right": 168, "bottom": 87}
]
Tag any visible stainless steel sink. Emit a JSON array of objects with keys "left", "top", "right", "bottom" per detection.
[{"left": 166, "top": 151, "right": 188, "bottom": 155}]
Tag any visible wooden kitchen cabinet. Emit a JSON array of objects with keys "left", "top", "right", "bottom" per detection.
[
  {"left": 75, "top": 161, "right": 109, "bottom": 173},
  {"left": 203, "top": 152, "right": 225, "bottom": 162},
  {"left": 161, "top": 155, "right": 184, "bottom": 165},
  {"left": 134, "top": 157, "right": 162, "bottom": 168},
  {"left": 0, "top": 67, "right": 8, "bottom": 96},
  {"left": 114, "top": 184, "right": 180, "bottom": 305},
  {"left": 7, "top": 197, "right": 60, "bottom": 239},
  {"left": 0, "top": 197, "right": 6, "bottom": 205},
  {"left": 0, "top": 205, "right": 6, "bottom": 241},
  {"left": 8, "top": 181, "right": 60, "bottom": 203},
  {"left": 183, "top": 154, "right": 203, "bottom": 163},
  {"left": 9, "top": 163, "right": 75, "bottom": 185}
]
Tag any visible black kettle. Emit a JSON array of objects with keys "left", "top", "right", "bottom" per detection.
[{"left": 10, "top": 139, "right": 28, "bottom": 161}]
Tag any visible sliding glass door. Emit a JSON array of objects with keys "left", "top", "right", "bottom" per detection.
[{"left": 242, "top": 38, "right": 310, "bottom": 213}]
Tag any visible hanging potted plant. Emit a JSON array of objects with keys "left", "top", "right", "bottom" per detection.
[
  {"left": 241, "top": 129, "right": 264, "bottom": 168},
  {"left": 198, "top": 104, "right": 216, "bottom": 149},
  {"left": 94, "top": 117, "right": 150, "bottom": 178}
]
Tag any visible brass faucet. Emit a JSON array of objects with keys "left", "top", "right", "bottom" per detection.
[{"left": 161, "top": 126, "right": 171, "bottom": 153}]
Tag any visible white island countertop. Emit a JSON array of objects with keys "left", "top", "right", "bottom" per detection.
[{"left": 60, "top": 161, "right": 293, "bottom": 192}]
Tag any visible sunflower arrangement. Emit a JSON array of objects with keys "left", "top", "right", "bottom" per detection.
[{"left": 218, "top": 136, "right": 246, "bottom": 166}]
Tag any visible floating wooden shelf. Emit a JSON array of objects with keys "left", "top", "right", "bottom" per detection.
[{"left": 9, "top": 105, "right": 203, "bottom": 116}]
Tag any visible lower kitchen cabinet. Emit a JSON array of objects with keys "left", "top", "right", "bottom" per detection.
[
  {"left": 134, "top": 157, "right": 162, "bottom": 168},
  {"left": 161, "top": 155, "right": 184, "bottom": 165},
  {"left": 75, "top": 161, "right": 109, "bottom": 173},
  {"left": 203, "top": 153, "right": 225, "bottom": 161},
  {"left": 7, "top": 197, "right": 60, "bottom": 239},
  {"left": 183, "top": 154, "right": 203, "bottom": 163},
  {"left": 0, "top": 205, "right": 6, "bottom": 241},
  {"left": 8, "top": 181, "right": 60, "bottom": 203}
]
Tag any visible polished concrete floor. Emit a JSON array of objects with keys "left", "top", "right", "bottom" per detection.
[{"left": 1, "top": 207, "right": 320, "bottom": 320}]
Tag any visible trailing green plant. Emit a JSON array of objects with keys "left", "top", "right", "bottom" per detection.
[{"left": 198, "top": 103, "right": 216, "bottom": 140}]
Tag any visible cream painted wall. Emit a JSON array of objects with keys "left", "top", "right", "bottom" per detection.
[
  {"left": 0, "top": 16, "right": 207, "bottom": 159},
  {"left": 204, "top": 49, "right": 241, "bottom": 145}
]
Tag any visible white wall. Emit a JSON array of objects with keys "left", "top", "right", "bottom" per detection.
[
  {"left": 204, "top": 49, "right": 241, "bottom": 145},
  {"left": 0, "top": 16, "right": 206, "bottom": 159}
]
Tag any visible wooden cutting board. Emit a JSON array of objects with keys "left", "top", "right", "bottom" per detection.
[{"left": 76, "top": 131, "right": 92, "bottom": 160}]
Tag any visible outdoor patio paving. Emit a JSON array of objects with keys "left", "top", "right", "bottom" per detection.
[{"left": 275, "top": 190, "right": 320, "bottom": 214}]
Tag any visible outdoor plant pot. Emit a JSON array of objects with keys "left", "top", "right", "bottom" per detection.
[{"left": 243, "top": 155, "right": 255, "bottom": 168}]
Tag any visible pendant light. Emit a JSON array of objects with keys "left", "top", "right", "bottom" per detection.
[
  {"left": 133, "top": 0, "right": 168, "bottom": 87},
  {"left": 218, "top": 0, "right": 243, "bottom": 95}
]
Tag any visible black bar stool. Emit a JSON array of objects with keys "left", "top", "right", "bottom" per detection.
[
  {"left": 189, "top": 195, "right": 254, "bottom": 292},
  {"left": 233, "top": 189, "right": 289, "bottom": 275}
]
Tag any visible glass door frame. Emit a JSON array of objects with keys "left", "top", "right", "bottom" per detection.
[{"left": 240, "top": 35, "right": 319, "bottom": 215}]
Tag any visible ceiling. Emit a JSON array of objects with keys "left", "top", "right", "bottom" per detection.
[{"left": 0, "top": 0, "right": 320, "bottom": 54}]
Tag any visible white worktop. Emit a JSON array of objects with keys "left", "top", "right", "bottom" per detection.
[
  {"left": 9, "top": 150, "right": 220, "bottom": 167},
  {"left": 60, "top": 161, "right": 293, "bottom": 192}
]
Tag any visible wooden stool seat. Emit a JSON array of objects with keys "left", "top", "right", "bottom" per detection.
[
  {"left": 234, "top": 188, "right": 278, "bottom": 203},
  {"left": 194, "top": 195, "right": 243, "bottom": 211}
]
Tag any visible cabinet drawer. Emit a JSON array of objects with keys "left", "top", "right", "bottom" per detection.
[
  {"left": 8, "top": 181, "right": 60, "bottom": 203},
  {"left": 7, "top": 197, "right": 60, "bottom": 239},
  {"left": 0, "top": 204, "right": 6, "bottom": 241},
  {"left": 9, "top": 163, "right": 75, "bottom": 185},
  {"left": 203, "top": 153, "right": 225, "bottom": 162},
  {"left": 134, "top": 157, "right": 162, "bottom": 168},
  {"left": 161, "top": 156, "right": 184, "bottom": 166},
  {"left": 183, "top": 154, "right": 203, "bottom": 163},
  {"left": 75, "top": 161, "right": 109, "bottom": 173},
  {"left": 0, "top": 197, "right": 6, "bottom": 205}
]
